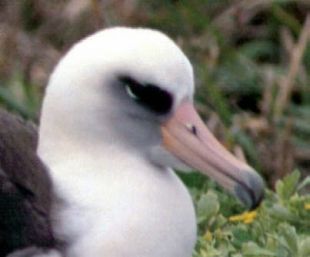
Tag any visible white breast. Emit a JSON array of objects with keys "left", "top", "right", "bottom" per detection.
[{"left": 50, "top": 151, "right": 196, "bottom": 257}]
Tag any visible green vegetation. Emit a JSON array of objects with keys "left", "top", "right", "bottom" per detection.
[
  {"left": 187, "top": 170, "right": 310, "bottom": 257},
  {"left": 0, "top": 0, "right": 309, "bottom": 256}
]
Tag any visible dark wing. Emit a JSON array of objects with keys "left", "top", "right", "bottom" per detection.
[{"left": 0, "top": 109, "right": 56, "bottom": 256}]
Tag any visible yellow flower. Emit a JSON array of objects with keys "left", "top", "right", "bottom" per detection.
[
  {"left": 229, "top": 211, "right": 257, "bottom": 224},
  {"left": 304, "top": 203, "right": 310, "bottom": 210},
  {"left": 203, "top": 230, "right": 213, "bottom": 242}
]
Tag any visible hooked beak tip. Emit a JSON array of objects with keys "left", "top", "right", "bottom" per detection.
[{"left": 234, "top": 170, "right": 265, "bottom": 210}]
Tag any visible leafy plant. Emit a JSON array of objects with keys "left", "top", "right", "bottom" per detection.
[{"left": 189, "top": 170, "right": 310, "bottom": 257}]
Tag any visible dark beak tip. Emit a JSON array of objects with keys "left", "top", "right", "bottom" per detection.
[{"left": 235, "top": 171, "right": 265, "bottom": 210}]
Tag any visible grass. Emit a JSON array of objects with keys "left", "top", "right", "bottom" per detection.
[{"left": 0, "top": 0, "right": 309, "bottom": 256}]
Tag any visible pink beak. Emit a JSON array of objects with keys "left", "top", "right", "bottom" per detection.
[{"left": 161, "top": 101, "right": 264, "bottom": 209}]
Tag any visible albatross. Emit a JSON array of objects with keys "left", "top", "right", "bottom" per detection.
[{"left": 1, "top": 27, "right": 264, "bottom": 257}]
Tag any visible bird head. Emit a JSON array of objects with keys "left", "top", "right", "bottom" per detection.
[{"left": 39, "top": 27, "right": 264, "bottom": 209}]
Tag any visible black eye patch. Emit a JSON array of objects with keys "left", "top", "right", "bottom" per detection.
[{"left": 119, "top": 76, "right": 173, "bottom": 115}]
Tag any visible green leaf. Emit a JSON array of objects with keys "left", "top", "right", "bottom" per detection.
[
  {"left": 269, "top": 204, "right": 297, "bottom": 222},
  {"left": 299, "top": 238, "right": 310, "bottom": 257},
  {"left": 297, "top": 176, "right": 310, "bottom": 192},
  {"left": 279, "top": 224, "right": 299, "bottom": 255},
  {"left": 275, "top": 170, "right": 300, "bottom": 201},
  {"left": 242, "top": 242, "right": 277, "bottom": 256},
  {"left": 232, "top": 226, "right": 253, "bottom": 248},
  {"left": 197, "top": 191, "right": 220, "bottom": 224}
]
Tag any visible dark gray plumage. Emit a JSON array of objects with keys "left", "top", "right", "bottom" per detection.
[{"left": 0, "top": 109, "right": 56, "bottom": 256}]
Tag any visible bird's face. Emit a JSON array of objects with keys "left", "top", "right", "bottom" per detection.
[
  {"left": 116, "top": 76, "right": 264, "bottom": 209},
  {"left": 43, "top": 27, "right": 264, "bottom": 209}
]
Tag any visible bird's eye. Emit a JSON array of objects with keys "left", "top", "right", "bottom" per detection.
[{"left": 119, "top": 76, "right": 173, "bottom": 115}]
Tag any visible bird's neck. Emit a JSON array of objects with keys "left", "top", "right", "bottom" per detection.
[{"left": 38, "top": 129, "right": 147, "bottom": 176}]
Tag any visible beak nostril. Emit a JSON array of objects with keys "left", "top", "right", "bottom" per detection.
[{"left": 185, "top": 123, "right": 198, "bottom": 136}]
